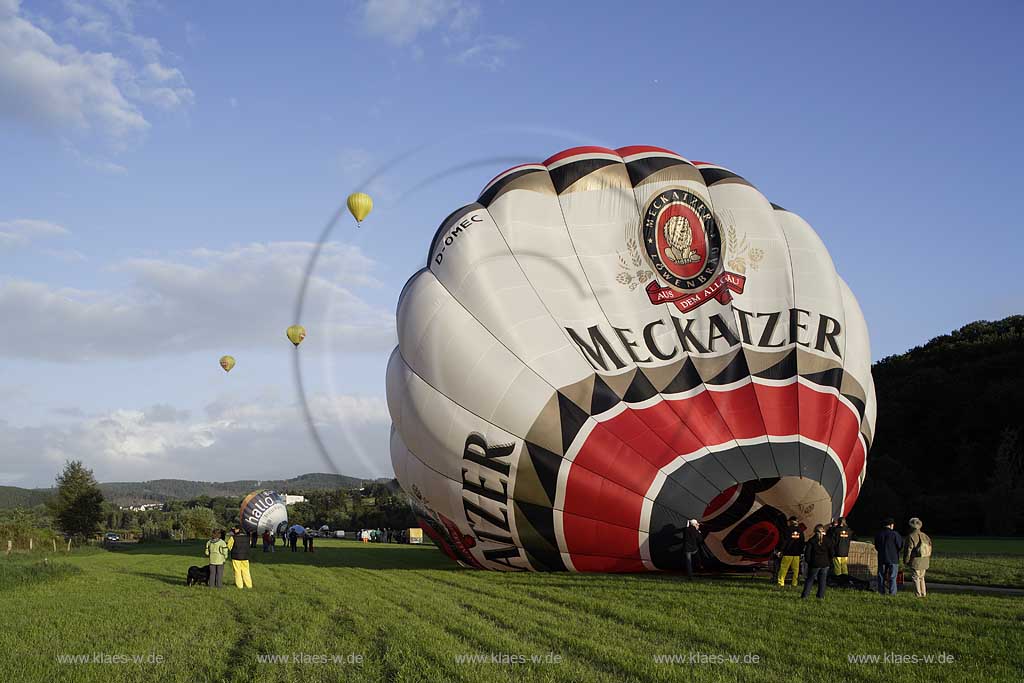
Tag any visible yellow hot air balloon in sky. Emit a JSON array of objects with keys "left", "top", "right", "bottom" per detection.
[
  {"left": 287, "top": 325, "right": 306, "bottom": 347},
  {"left": 219, "top": 355, "right": 235, "bottom": 372},
  {"left": 346, "top": 192, "right": 373, "bottom": 225}
]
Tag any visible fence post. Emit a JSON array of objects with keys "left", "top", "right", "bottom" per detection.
[
  {"left": 5, "top": 540, "right": 10, "bottom": 556},
  {"left": 67, "top": 538, "right": 72, "bottom": 552},
  {"left": 52, "top": 538, "right": 57, "bottom": 552},
  {"left": 29, "top": 538, "right": 33, "bottom": 551}
]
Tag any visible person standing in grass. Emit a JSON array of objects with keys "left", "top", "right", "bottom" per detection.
[
  {"left": 874, "top": 517, "right": 902, "bottom": 595},
  {"left": 204, "top": 530, "right": 228, "bottom": 588},
  {"left": 227, "top": 525, "right": 253, "bottom": 589},
  {"left": 801, "top": 524, "right": 835, "bottom": 599},
  {"left": 682, "top": 519, "right": 701, "bottom": 579},
  {"left": 775, "top": 516, "right": 805, "bottom": 587},
  {"left": 828, "top": 517, "right": 853, "bottom": 577},
  {"left": 903, "top": 517, "right": 932, "bottom": 598},
  {"left": 262, "top": 530, "right": 271, "bottom": 553}
]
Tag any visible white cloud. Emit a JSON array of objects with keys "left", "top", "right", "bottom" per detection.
[
  {"left": 0, "top": 218, "right": 69, "bottom": 248},
  {"left": 360, "top": 0, "right": 517, "bottom": 69},
  {"left": 452, "top": 35, "right": 519, "bottom": 71},
  {"left": 41, "top": 248, "right": 87, "bottom": 262},
  {"left": 0, "top": 392, "right": 394, "bottom": 487},
  {"left": 0, "top": 0, "right": 193, "bottom": 143},
  {"left": 362, "top": 0, "right": 467, "bottom": 46},
  {"left": 0, "top": 241, "right": 396, "bottom": 362}
]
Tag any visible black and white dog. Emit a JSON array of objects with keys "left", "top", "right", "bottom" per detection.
[{"left": 186, "top": 564, "right": 211, "bottom": 586}]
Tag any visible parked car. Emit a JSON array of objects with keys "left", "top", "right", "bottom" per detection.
[{"left": 103, "top": 532, "right": 121, "bottom": 543}]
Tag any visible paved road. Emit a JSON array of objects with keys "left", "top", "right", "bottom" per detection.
[{"left": 925, "top": 582, "right": 1024, "bottom": 596}]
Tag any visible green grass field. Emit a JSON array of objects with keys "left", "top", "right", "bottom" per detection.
[{"left": 1, "top": 539, "right": 1022, "bottom": 683}]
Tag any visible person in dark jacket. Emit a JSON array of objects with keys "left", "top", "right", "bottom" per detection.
[
  {"left": 828, "top": 517, "right": 853, "bottom": 576},
  {"left": 775, "top": 517, "right": 805, "bottom": 587},
  {"left": 801, "top": 525, "right": 835, "bottom": 599},
  {"left": 289, "top": 529, "right": 298, "bottom": 552},
  {"left": 226, "top": 526, "right": 253, "bottom": 589},
  {"left": 682, "top": 519, "right": 701, "bottom": 579},
  {"left": 873, "top": 517, "right": 903, "bottom": 595},
  {"left": 261, "top": 530, "right": 272, "bottom": 553}
]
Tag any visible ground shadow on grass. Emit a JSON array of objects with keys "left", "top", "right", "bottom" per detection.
[
  {"left": 125, "top": 570, "right": 189, "bottom": 587},
  {"left": 109, "top": 540, "right": 462, "bottom": 571}
]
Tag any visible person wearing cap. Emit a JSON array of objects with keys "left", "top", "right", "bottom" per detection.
[
  {"left": 873, "top": 517, "right": 903, "bottom": 595},
  {"left": 828, "top": 517, "right": 853, "bottom": 577},
  {"left": 903, "top": 517, "right": 933, "bottom": 597},
  {"left": 801, "top": 524, "right": 836, "bottom": 599},
  {"left": 682, "top": 519, "right": 702, "bottom": 579},
  {"left": 775, "top": 516, "right": 805, "bottom": 587}
]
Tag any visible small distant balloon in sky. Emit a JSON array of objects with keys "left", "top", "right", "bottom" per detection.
[
  {"left": 287, "top": 325, "right": 306, "bottom": 347},
  {"left": 219, "top": 355, "right": 235, "bottom": 373},
  {"left": 346, "top": 192, "right": 373, "bottom": 225}
]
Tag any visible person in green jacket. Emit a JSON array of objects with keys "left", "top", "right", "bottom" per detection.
[{"left": 204, "top": 529, "right": 228, "bottom": 588}]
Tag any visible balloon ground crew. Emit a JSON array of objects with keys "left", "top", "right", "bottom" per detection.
[{"left": 776, "top": 517, "right": 806, "bottom": 587}]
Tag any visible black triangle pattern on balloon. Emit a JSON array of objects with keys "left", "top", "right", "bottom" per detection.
[
  {"left": 623, "top": 368, "right": 658, "bottom": 403},
  {"left": 514, "top": 501, "right": 566, "bottom": 571},
  {"left": 525, "top": 440, "right": 561, "bottom": 505},
  {"left": 589, "top": 374, "right": 621, "bottom": 415},
  {"left": 477, "top": 168, "right": 543, "bottom": 207},
  {"left": 625, "top": 156, "right": 689, "bottom": 187},
  {"left": 549, "top": 158, "right": 619, "bottom": 194},
  {"left": 754, "top": 350, "right": 797, "bottom": 380},
  {"left": 803, "top": 367, "right": 844, "bottom": 391},
  {"left": 707, "top": 351, "right": 751, "bottom": 386},
  {"left": 697, "top": 166, "right": 749, "bottom": 187},
  {"left": 662, "top": 357, "right": 703, "bottom": 394},
  {"left": 842, "top": 393, "right": 866, "bottom": 420},
  {"left": 557, "top": 391, "right": 589, "bottom": 454}
]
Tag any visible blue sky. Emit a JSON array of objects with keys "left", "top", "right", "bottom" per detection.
[{"left": 1, "top": 0, "right": 1021, "bottom": 487}]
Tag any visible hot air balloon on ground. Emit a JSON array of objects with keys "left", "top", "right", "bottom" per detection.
[
  {"left": 219, "top": 355, "right": 235, "bottom": 373},
  {"left": 386, "top": 145, "right": 876, "bottom": 572},
  {"left": 240, "top": 490, "right": 289, "bottom": 537},
  {"left": 287, "top": 325, "right": 306, "bottom": 347},
  {"left": 347, "top": 192, "right": 373, "bottom": 225}
]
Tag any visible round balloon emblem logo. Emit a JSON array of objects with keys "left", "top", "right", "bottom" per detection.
[{"left": 642, "top": 189, "right": 722, "bottom": 292}]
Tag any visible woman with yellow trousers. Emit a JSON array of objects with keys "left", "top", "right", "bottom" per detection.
[{"left": 226, "top": 526, "right": 253, "bottom": 589}]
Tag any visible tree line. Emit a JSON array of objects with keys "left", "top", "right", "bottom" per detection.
[{"left": 1, "top": 462, "right": 417, "bottom": 546}]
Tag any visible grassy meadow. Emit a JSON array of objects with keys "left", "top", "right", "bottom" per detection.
[{"left": 0, "top": 538, "right": 1021, "bottom": 683}]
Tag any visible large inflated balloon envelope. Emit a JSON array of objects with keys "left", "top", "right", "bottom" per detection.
[
  {"left": 240, "top": 490, "right": 289, "bottom": 535},
  {"left": 386, "top": 145, "right": 876, "bottom": 572},
  {"left": 347, "top": 192, "right": 373, "bottom": 226},
  {"left": 219, "top": 355, "right": 235, "bottom": 373}
]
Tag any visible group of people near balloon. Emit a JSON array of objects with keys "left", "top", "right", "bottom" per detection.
[
  {"left": 202, "top": 526, "right": 255, "bottom": 589},
  {"left": 772, "top": 516, "right": 933, "bottom": 599}
]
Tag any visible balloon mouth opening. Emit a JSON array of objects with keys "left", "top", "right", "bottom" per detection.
[{"left": 696, "top": 476, "right": 834, "bottom": 565}]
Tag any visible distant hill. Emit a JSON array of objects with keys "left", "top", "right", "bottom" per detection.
[
  {"left": 849, "top": 315, "right": 1024, "bottom": 535},
  {"left": 0, "top": 486, "right": 53, "bottom": 509},
  {"left": 0, "top": 473, "right": 389, "bottom": 508}
]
